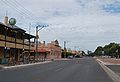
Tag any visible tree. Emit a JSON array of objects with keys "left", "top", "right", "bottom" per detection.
[
  {"left": 87, "top": 50, "right": 94, "bottom": 57},
  {"left": 94, "top": 43, "right": 120, "bottom": 58},
  {"left": 94, "top": 46, "right": 103, "bottom": 56},
  {"left": 103, "top": 43, "right": 119, "bottom": 57}
]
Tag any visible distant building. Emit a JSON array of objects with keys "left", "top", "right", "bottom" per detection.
[
  {"left": 47, "top": 40, "right": 62, "bottom": 59},
  {"left": 72, "top": 50, "right": 84, "bottom": 58},
  {"left": 36, "top": 40, "right": 62, "bottom": 60}
]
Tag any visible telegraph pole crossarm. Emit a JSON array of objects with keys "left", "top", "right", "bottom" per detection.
[{"left": 35, "top": 24, "right": 49, "bottom": 62}]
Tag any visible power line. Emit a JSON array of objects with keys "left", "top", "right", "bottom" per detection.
[
  {"left": 7, "top": 0, "right": 43, "bottom": 23},
  {"left": 14, "top": 0, "right": 35, "bottom": 16},
  {"left": 1, "top": 0, "right": 27, "bottom": 18},
  {"left": 1, "top": 0, "right": 41, "bottom": 24},
  {"left": 7, "top": 0, "right": 33, "bottom": 17},
  {"left": 3, "top": 0, "right": 30, "bottom": 16},
  {"left": 1, "top": 0, "right": 50, "bottom": 35}
]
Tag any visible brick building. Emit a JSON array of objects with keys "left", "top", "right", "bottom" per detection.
[{"left": 37, "top": 40, "right": 62, "bottom": 60}]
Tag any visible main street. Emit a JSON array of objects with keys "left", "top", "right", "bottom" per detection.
[{"left": 0, "top": 57, "right": 113, "bottom": 82}]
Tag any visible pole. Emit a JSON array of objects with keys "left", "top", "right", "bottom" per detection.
[
  {"left": 64, "top": 41, "right": 66, "bottom": 58},
  {"left": 35, "top": 25, "right": 49, "bottom": 62},
  {"left": 36, "top": 26, "right": 39, "bottom": 62},
  {"left": 4, "top": 27, "right": 6, "bottom": 58},
  {"left": 29, "top": 23, "right": 31, "bottom": 63}
]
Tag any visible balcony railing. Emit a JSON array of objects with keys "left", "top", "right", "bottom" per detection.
[
  {"left": 0, "top": 35, "right": 5, "bottom": 40},
  {"left": 0, "top": 34, "right": 35, "bottom": 50}
]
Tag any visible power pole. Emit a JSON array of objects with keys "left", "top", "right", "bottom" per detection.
[
  {"left": 36, "top": 26, "right": 39, "bottom": 62},
  {"left": 64, "top": 41, "right": 66, "bottom": 58},
  {"left": 35, "top": 25, "right": 49, "bottom": 62},
  {"left": 29, "top": 23, "right": 31, "bottom": 63}
]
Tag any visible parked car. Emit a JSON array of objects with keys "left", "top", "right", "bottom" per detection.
[
  {"left": 75, "top": 55, "right": 83, "bottom": 58},
  {"left": 67, "top": 56, "right": 73, "bottom": 59}
]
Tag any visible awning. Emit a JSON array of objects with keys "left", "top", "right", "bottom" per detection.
[{"left": 34, "top": 49, "right": 50, "bottom": 53}]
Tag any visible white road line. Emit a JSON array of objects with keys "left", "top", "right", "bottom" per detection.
[{"left": 55, "top": 68, "right": 63, "bottom": 72}]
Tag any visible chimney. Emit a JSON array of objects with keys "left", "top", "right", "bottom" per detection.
[{"left": 4, "top": 16, "right": 8, "bottom": 26}]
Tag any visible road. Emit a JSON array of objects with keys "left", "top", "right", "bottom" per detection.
[
  {"left": 107, "top": 65, "right": 120, "bottom": 76},
  {"left": 0, "top": 57, "right": 113, "bottom": 82}
]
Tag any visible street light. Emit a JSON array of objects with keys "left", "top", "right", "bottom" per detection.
[{"left": 35, "top": 25, "right": 49, "bottom": 62}]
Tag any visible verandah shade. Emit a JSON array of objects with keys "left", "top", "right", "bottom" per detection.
[{"left": 33, "top": 49, "right": 50, "bottom": 53}]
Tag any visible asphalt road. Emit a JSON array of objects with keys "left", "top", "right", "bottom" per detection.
[
  {"left": 107, "top": 65, "right": 120, "bottom": 76},
  {"left": 0, "top": 57, "right": 113, "bottom": 82}
]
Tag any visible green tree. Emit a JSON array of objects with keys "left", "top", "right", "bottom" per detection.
[
  {"left": 87, "top": 50, "right": 94, "bottom": 56},
  {"left": 94, "top": 43, "right": 120, "bottom": 58},
  {"left": 103, "top": 43, "right": 119, "bottom": 57},
  {"left": 94, "top": 46, "right": 103, "bottom": 56}
]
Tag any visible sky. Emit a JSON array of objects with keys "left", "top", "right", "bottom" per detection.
[{"left": 0, "top": 0, "right": 120, "bottom": 52}]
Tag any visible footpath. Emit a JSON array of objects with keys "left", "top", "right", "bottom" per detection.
[
  {"left": 96, "top": 57, "right": 120, "bottom": 82},
  {"left": 0, "top": 58, "right": 70, "bottom": 70},
  {"left": 0, "top": 61, "right": 52, "bottom": 69}
]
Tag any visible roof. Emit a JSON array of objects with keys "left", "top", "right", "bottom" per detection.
[
  {"left": 0, "top": 22, "right": 26, "bottom": 33},
  {"left": 0, "top": 22, "right": 6, "bottom": 26},
  {"left": 0, "top": 22, "right": 35, "bottom": 39},
  {"left": 8, "top": 24, "right": 26, "bottom": 33},
  {"left": 24, "top": 33, "right": 36, "bottom": 39}
]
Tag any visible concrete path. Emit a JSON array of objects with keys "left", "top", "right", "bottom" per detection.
[{"left": 0, "top": 61, "right": 51, "bottom": 69}]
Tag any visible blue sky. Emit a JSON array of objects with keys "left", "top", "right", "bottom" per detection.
[{"left": 0, "top": 0, "right": 120, "bottom": 52}]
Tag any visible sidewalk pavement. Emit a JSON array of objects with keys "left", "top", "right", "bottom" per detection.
[
  {"left": 0, "top": 61, "right": 52, "bottom": 69},
  {"left": 98, "top": 58, "right": 120, "bottom": 65},
  {"left": 0, "top": 58, "right": 70, "bottom": 69}
]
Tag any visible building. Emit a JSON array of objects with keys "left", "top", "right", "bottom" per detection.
[
  {"left": 36, "top": 40, "right": 62, "bottom": 60},
  {"left": 0, "top": 16, "right": 36, "bottom": 65},
  {"left": 35, "top": 41, "right": 49, "bottom": 62},
  {"left": 47, "top": 40, "right": 62, "bottom": 59}
]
